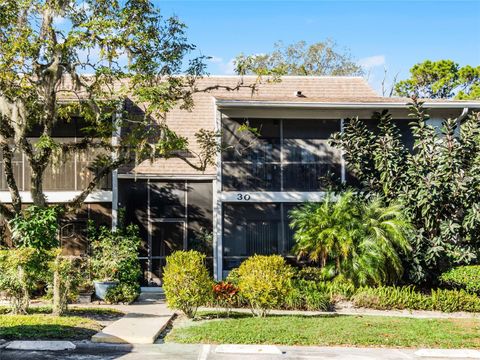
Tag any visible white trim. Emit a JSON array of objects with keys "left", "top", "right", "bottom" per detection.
[
  {"left": 0, "top": 190, "right": 112, "bottom": 203},
  {"left": 213, "top": 100, "right": 223, "bottom": 281},
  {"left": 117, "top": 173, "right": 216, "bottom": 180},
  {"left": 111, "top": 101, "right": 122, "bottom": 230},
  {"left": 340, "top": 118, "right": 346, "bottom": 183},
  {"left": 216, "top": 100, "right": 480, "bottom": 109},
  {"left": 219, "top": 191, "right": 328, "bottom": 203}
]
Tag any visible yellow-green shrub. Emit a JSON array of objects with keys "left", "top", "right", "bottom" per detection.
[
  {"left": 236, "top": 255, "right": 294, "bottom": 316},
  {"left": 440, "top": 266, "right": 480, "bottom": 294},
  {"left": 163, "top": 250, "right": 213, "bottom": 318},
  {"left": 352, "top": 286, "right": 480, "bottom": 313}
]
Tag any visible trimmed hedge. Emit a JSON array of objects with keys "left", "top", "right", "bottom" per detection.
[
  {"left": 440, "top": 265, "right": 480, "bottom": 294},
  {"left": 352, "top": 286, "right": 480, "bottom": 313},
  {"left": 236, "top": 255, "right": 294, "bottom": 316},
  {"left": 163, "top": 251, "right": 213, "bottom": 318}
]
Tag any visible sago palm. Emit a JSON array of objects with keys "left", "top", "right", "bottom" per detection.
[{"left": 289, "top": 191, "right": 412, "bottom": 286}]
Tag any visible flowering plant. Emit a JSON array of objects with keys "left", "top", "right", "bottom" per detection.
[{"left": 212, "top": 281, "right": 239, "bottom": 316}]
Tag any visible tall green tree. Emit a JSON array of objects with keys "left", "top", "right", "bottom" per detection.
[
  {"left": 0, "top": 0, "right": 202, "bottom": 221},
  {"left": 330, "top": 101, "right": 480, "bottom": 283},
  {"left": 395, "top": 60, "right": 480, "bottom": 99},
  {"left": 0, "top": 0, "right": 264, "bottom": 225},
  {"left": 235, "top": 40, "right": 363, "bottom": 76},
  {"left": 289, "top": 191, "right": 412, "bottom": 287}
]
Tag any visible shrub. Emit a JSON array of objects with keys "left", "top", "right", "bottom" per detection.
[
  {"left": 439, "top": 266, "right": 480, "bottom": 294},
  {"left": 352, "top": 286, "right": 480, "bottom": 313},
  {"left": 352, "top": 286, "right": 430, "bottom": 310},
  {"left": 0, "top": 249, "right": 52, "bottom": 314},
  {"left": 89, "top": 223, "right": 142, "bottom": 285},
  {"left": 50, "top": 253, "right": 86, "bottom": 315},
  {"left": 321, "top": 276, "right": 357, "bottom": 301},
  {"left": 163, "top": 250, "right": 213, "bottom": 318},
  {"left": 105, "top": 283, "right": 140, "bottom": 304},
  {"left": 9, "top": 206, "right": 59, "bottom": 250},
  {"left": 236, "top": 255, "right": 294, "bottom": 316},
  {"left": 304, "top": 290, "right": 331, "bottom": 311},
  {"left": 212, "top": 282, "right": 239, "bottom": 316},
  {"left": 289, "top": 192, "right": 412, "bottom": 287},
  {"left": 296, "top": 266, "right": 336, "bottom": 282},
  {"left": 283, "top": 286, "right": 304, "bottom": 310},
  {"left": 225, "top": 268, "right": 240, "bottom": 285},
  {"left": 89, "top": 222, "right": 141, "bottom": 303},
  {"left": 431, "top": 289, "right": 480, "bottom": 313}
]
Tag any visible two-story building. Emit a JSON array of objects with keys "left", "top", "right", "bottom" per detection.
[{"left": 2, "top": 76, "right": 479, "bottom": 285}]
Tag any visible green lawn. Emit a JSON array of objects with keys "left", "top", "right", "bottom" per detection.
[
  {"left": 166, "top": 312, "right": 480, "bottom": 348},
  {"left": 0, "top": 307, "right": 124, "bottom": 340}
]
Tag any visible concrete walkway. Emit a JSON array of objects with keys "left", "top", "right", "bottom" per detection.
[
  {"left": 90, "top": 291, "right": 175, "bottom": 344},
  {"left": 199, "top": 306, "right": 480, "bottom": 319}
]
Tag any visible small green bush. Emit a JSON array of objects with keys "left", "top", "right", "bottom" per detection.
[
  {"left": 105, "top": 283, "right": 140, "bottom": 304},
  {"left": 89, "top": 223, "right": 142, "bottom": 284},
  {"left": 352, "top": 286, "right": 430, "bottom": 310},
  {"left": 439, "top": 266, "right": 480, "bottom": 294},
  {"left": 237, "top": 255, "right": 294, "bottom": 316},
  {"left": 163, "top": 250, "right": 213, "bottom": 318},
  {"left": 285, "top": 280, "right": 334, "bottom": 311},
  {"left": 295, "top": 266, "right": 336, "bottom": 282},
  {"left": 0, "top": 249, "right": 53, "bottom": 314},
  {"left": 50, "top": 253, "right": 87, "bottom": 315},
  {"left": 352, "top": 286, "right": 480, "bottom": 313},
  {"left": 89, "top": 222, "right": 142, "bottom": 303},
  {"left": 431, "top": 289, "right": 480, "bottom": 313},
  {"left": 304, "top": 291, "right": 331, "bottom": 311},
  {"left": 284, "top": 286, "right": 304, "bottom": 310}
]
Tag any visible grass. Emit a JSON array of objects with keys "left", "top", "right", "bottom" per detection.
[
  {"left": 166, "top": 312, "right": 480, "bottom": 348},
  {"left": 0, "top": 306, "right": 124, "bottom": 340}
]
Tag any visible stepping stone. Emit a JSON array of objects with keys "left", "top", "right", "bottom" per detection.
[
  {"left": 92, "top": 313, "right": 173, "bottom": 344},
  {"left": 5, "top": 341, "right": 76, "bottom": 351},
  {"left": 415, "top": 349, "right": 480, "bottom": 358}
]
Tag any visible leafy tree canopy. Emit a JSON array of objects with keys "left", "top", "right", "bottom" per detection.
[
  {"left": 234, "top": 40, "right": 363, "bottom": 76},
  {"left": 0, "top": 0, "right": 259, "bottom": 230},
  {"left": 330, "top": 102, "right": 480, "bottom": 284},
  {"left": 395, "top": 60, "right": 480, "bottom": 99}
]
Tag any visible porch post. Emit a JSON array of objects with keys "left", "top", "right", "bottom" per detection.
[
  {"left": 111, "top": 100, "right": 122, "bottom": 230},
  {"left": 213, "top": 100, "right": 223, "bottom": 281}
]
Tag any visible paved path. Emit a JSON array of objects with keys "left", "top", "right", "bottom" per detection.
[
  {"left": 199, "top": 306, "right": 480, "bottom": 319},
  {"left": 90, "top": 291, "right": 175, "bottom": 344},
  {"left": 1, "top": 343, "right": 478, "bottom": 360}
]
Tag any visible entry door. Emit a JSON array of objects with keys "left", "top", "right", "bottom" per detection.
[{"left": 147, "top": 219, "right": 187, "bottom": 286}]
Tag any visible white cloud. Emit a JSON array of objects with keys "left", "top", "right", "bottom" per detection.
[
  {"left": 358, "top": 55, "right": 386, "bottom": 69},
  {"left": 219, "top": 58, "right": 236, "bottom": 75},
  {"left": 208, "top": 56, "right": 224, "bottom": 63}
]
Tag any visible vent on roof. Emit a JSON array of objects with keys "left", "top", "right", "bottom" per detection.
[{"left": 295, "top": 91, "right": 306, "bottom": 98}]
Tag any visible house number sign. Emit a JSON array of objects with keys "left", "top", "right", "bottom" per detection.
[{"left": 236, "top": 193, "right": 251, "bottom": 201}]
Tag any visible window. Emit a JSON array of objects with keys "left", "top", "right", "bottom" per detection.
[
  {"left": 221, "top": 118, "right": 341, "bottom": 191},
  {"left": 0, "top": 118, "right": 111, "bottom": 191},
  {"left": 222, "top": 118, "right": 281, "bottom": 191},
  {"left": 222, "top": 202, "right": 301, "bottom": 270}
]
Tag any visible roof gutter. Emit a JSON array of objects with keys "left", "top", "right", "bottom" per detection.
[{"left": 216, "top": 100, "right": 480, "bottom": 109}]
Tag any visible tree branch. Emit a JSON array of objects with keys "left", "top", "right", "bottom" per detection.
[{"left": 0, "top": 142, "right": 22, "bottom": 215}]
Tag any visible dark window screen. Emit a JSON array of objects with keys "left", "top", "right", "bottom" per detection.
[
  {"left": 221, "top": 118, "right": 341, "bottom": 192},
  {"left": 223, "top": 203, "right": 281, "bottom": 269},
  {"left": 149, "top": 181, "right": 186, "bottom": 218}
]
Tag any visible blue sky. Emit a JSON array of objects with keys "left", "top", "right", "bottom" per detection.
[{"left": 155, "top": 0, "right": 480, "bottom": 95}]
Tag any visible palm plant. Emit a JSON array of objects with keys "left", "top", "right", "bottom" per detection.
[{"left": 289, "top": 191, "right": 412, "bottom": 286}]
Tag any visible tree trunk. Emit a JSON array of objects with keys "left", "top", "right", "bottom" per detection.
[{"left": 52, "top": 254, "right": 65, "bottom": 316}]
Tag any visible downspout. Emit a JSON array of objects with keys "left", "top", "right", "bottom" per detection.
[{"left": 458, "top": 107, "right": 469, "bottom": 122}]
